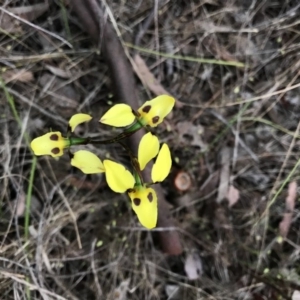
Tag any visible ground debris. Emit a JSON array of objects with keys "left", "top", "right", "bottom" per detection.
[
  {"left": 2, "top": 0, "right": 300, "bottom": 299},
  {"left": 184, "top": 251, "right": 203, "bottom": 280},
  {"left": 133, "top": 53, "right": 171, "bottom": 97},
  {"left": 107, "top": 279, "right": 130, "bottom": 300},
  {"left": 0, "top": 3, "right": 49, "bottom": 33},
  {"left": 279, "top": 181, "right": 297, "bottom": 239}
]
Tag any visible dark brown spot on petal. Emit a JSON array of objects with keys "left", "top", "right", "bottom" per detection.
[
  {"left": 152, "top": 116, "right": 159, "bottom": 124},
  {"left": 50, "top": 134, "right": 59, "bottom": 141},
  {"left": 142, "top": 105, "right": 151, "bottom": 113},
  {"left": 133, "top": 198, "right": 141, "bottom": 206},
  {"left": 51, "top": 147, "right": 60, "bottom": 155},
  {"left": 147, "top": 192, "right": 153, "bottom": 202}
]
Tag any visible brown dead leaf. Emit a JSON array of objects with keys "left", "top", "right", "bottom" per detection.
[
  {"left": 0, "top": 3, "right": 49, "bottom": 34},
  {"left": 133, "top": 53, "right": 170, "bottom": 96},
  {"left": 2, "top": 69, "right": 33, "bottom": 83},
  {"left": 9, "top": 3, "right": 49, "bottom": 22},
  {"left": 227, "top": 185, "right": 240, "bottom": 207},
  {"left": 0, "top": 14, "right": 23, "bottom": 33},
  {"left": 133, "top": 53, "right": 184, "bottom": 109},
  {"left": 279, "top": 181, "right": 297, "bottom": 239}
]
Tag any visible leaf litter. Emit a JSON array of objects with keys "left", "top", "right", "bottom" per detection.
[{"left": 1, "top": 1, "right": 300, "bottom": 299}]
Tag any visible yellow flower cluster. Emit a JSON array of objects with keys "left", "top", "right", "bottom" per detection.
[{"left": 30, "top": 95, "right": 175, "bottom": 229}]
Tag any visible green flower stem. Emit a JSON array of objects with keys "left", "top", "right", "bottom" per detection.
[
  {"left": 133, "top": 170, "right": 143, "bottom": 187},
  {"left": 68, "top": 121, "right": 144, "bottom": 147},
  {"left": 118, "top": 141, "right": 144, "bottom": 186},
  {"left": 89, "top": 121, "right": 143, "bottom": 145},
  {"left": 125, "top": 120, "right": 144, "bottom": 133},
  {"left": 69, "top": 137, "right": 89, "bottom": 146},
  {"left": 68, "top": 121, "right": 146, "bottom": 187}
]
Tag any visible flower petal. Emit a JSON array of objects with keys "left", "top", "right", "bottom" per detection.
[
  {"left": 30, "top": 132, "right": 68, "bottom": 157},
  {"left": 71, "top": 150, "right": 104, "bottom": 174},
  {"left": 128, "top": 187, "right": 157, "bottom": 229},
  {"left": 151, "top": 143, "right": 172, "bottom": 183},
  {"left": 138, "top": 132, "right": 159, "bottom": 170},
  {"left": 138, "top": 95, "right": 175, "bottom": 127},
  {"left": 103, "top": 160, "right": 135, "bottom": 193},
  {"left": 69, "top": 113, "right": 92, "bottom": 132},
  {"left": 100, "top": 104, "right": 136, "bottom": 127}
]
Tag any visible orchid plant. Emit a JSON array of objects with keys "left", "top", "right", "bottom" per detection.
[{"left": 30, "top": 95, "right": 175, "bottom": 229}]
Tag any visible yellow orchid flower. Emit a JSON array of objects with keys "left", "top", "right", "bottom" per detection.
[
  {"left": 99, "top": 95, "right": 175, "bottom": 128},
  {"left": 137, "top": 132, "right": 172, "bottom": 183},
  {"left": 100, "top": 104, "right": 135, "bottom": 127},
  {"left": 103, "top": 158, "right": 158, "bottom": 229},
  {"left": 138, "top": 132, "right": 160, "bottom": 170},
  {"left": 30, "top": 132, "right": 69, "bottom": 157},
  {"left": 103, "top": 160, "right": 135, "bottom": 193},
  {"left": 71, "top": 150, "right": 105, "bottom": 174},
  {"left": 31, "top": 113, "right": 92, "bottom": 157},
  {"left": 151, "top": 143, "right": 172, "bottom": 183},
  {"left": 69, "top": 113, "right": 92, "bottom": 132},
  {"left": 128, "top": 187, "right": 158, "bottom": 229},
  {"left": 137, "top": 95, "right": 175, "bottom": 127},
  {"left": 102, "top": 132, "right": 172, "bottom": 229}
]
